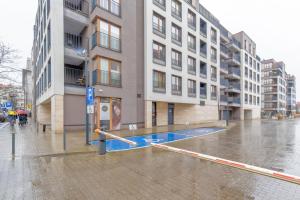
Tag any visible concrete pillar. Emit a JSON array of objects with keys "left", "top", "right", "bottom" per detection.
[
  {"left": 157, "top": 102, "right": 168, "bottom": 126},
  {"left": 51, "top": 95, "right": 64, "bottom": 134},
  {"left": 145, "top": 100, "right": 152, "bottom": 128}
]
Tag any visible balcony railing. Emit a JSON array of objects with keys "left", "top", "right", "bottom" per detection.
[
  {"left": 228, "top": 97, "right": 241, "bottom": 105},
  {"left": 171, "top": 59, "right": 182, "bottom": 69},
  {"left": 92, "top": 69, "right": 121, "bottom": 87},
  {"left": 171, "top": 7, "right": 182, "bottom": 20},
  {"left": 188, "top": 41, "right": 196, "bottom": 51},
  {"left": 188, "top": 65, "right": 196, "bottom": 75},
  {"left": 65, "top": 33, "right": 83, "bottom": 50},
  {"left": 220, "top": 62, "right": 228, "bottom": 71},
  {"left": 220, "top": 95, "right": 227, "bottom": 102},
  {"left": 153, "top": 0, "right": 166, "bottom": 10},
  {"left": 153, "top": 22, "right": 165, "bottom": 36},
  {"left": 64, "top": 0, "right": 89, "bottom": 16},
  {"left": 188, "top": 88, "right": 196, "bottom": 97},
  {"left": 91, "top": 32, "right": 121, "bottom": 52},
  {"left": 228, "top": 84, "right": 241, "bottom": 91},
  {"left": 171, "top": 33, "right": 182, "bottom": 45},
  {"left": 172, "top": 85, "right": 182, "bottom": 96},
  {"left": 64, "top": 67, "right": 85, "bottom": 86},
  {"left": 220, "top": 78, "right": 228, "bottom": 87},
  {"left": 92, "top": 0, "right": 121, "bottom": 16},
  {"left": 220, "top": 44, "right": 228, "bottom": 55},
  {"left": 228, "top": 68, "right": 241, "bottom": 76}
]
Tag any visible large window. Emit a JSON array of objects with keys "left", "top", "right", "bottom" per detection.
[
  {"left": 211, "top": 28, "right": 217, "bottom": 43},
  {"left": 188, "top": 33, "right": 196, "bottom": 52},
  {"left": 171, "top": 75, "right": 182, "bottom": 95},
  {"left": 200, "top": 82, "right": 207, "bottom": 99},
  {"left": 93, "top": 57, "right": 121, "bottom": 87},
  {"left": 187, "top": 10, "right": 196, "bottom": 29},
  {"left": 99, "top": 0, "right": 121, "bottom": 16},
  {"left": 98, "top": 20, "right": 121, "bottom": 51},
  {"left": 200, "top": 40, "right": 207, "bottom": 57},
  {"left": 171, "top": 23, "right": 182, "bottom": 45},
  {"left": 47, "top": 59, "right": 51, "bottom": 88},
  {"left": 200, "top": 61, "right": 207, "bottom": 78},
  {"left": 210, "top": 47, "right": 217, "bottom": 63},
  {"left": 171, "top": 0, "right": 181, "bottom": 20},
  {"left": 171, "top": 49, "right": 182, "bottom": 70},
  {"left": 200, "top": 18, "right": 207, "bottom": 37},
  {"left": 210, "top": 66, "right": 217, "bottom": 81},
  {"left": 153, "top": 12, "right": 165, "bottom": 36},
  {"left": 188, "top": 79, "right": 196, "bottom": 97},
  {"left": 210, "top": 85, "right": 217, "bottom": 100},
  {"left": 153, "top": 41, "right": 166, "bottom": 65},
  {"left": 153, "top": 70, "right": 166, "bottom": 93},
  {"left": 187, "top": 56, "right": 196, "bottom": 75},
  {"left": 153, "top": 0, "right": 166, "bottom": 9}
]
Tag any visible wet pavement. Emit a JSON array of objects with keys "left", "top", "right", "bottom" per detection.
[{"left": 1, "top": 119, "right": 300, "bottom": 199}]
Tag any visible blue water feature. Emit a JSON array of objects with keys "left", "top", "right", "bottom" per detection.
[{"left": 91, "top": 127, "right": 223, "bottom": 152}]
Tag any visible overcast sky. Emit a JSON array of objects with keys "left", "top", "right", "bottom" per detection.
[{"left": 0, "top": 0, "right": 299, "bottom": 100}]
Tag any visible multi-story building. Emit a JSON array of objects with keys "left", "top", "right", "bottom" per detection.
[
  {"left": 31, "top": 0, "right": 264, "bottom": 133},
  {"left": 261, "top": 59, "right": 287, "bottom": 117},
  {"left": 297, "top": 102, "right": 300, "bottom": 114},
  {"left": 22, "top": 58, "right": 33, "bottom": 112},
  {"left": 286, "top": 74, "right": 296, "bottom": 116},
  {"left": 219, "top": 29, "right": 261, "bottom": 120}
]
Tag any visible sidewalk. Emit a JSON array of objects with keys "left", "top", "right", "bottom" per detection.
[{"left": 0, "top": 120, "right": 227, "bottom": 158}]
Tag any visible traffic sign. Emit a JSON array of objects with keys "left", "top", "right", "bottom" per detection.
[
  {"left": 86, "top": 87, "right": 94, "bottom": 106},
  {"left": 87, "top": 105, "right": 94, "bottom": 114}
]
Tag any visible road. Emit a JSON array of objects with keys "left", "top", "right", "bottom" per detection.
[{"left": 0, "top": 119, "right": 300, "bottom": 199}]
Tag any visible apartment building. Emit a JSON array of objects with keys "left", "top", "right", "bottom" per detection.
[
  {"left": 144, "top": 0, "right": 221, "bottom": 127},
  {"left": 261, "top": 59, "right": 287, "bottom": 117},
  {"left": 286, "top": 74, "right": 296, "bottom": 116},
  {"left": 218, "top": 28, "right": 261, "bottom": 120}
]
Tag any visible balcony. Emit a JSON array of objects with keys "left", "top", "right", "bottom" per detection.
[
  {"left": 92, "top": 0, "right": 121, "bottom": 17},
  {"left": 64, "top": 0, "right": 89, "bottom": 31},
  {"left": 226, "top": 38, "right": 241, "bottom": 51},
  {"left": 226, "top": 84, "right": 241, "bottom": 93},
  {"left": 220, "top": 62, "right": 228, "bottom": 73},
  {"left": 226, "top": 54, "right": 241, "bottom": 66},
  {"left": 220, "top": 44, "right": 229, "bottom": 58},
  {"left": 220, "top": 95, "right": 228, "bottom": 104},
  {"left": 228, "top": 97, "right": 241, "bottom": 106},
  {"left": 220, "top": 78, "right": 229, "bottom": 87},
  {"left": 64, "top": 33, "right": 87, "bottom": 65},
  {"left": 227, "top": 68, "right": 241, "bottom": 79},
  {"left": 64, "top": 0, "right": 89, "bottom": 16},
  {"left": 92, "top": 69, "right": 121, "bottom": 87},
  {"left": 64, "top": 67, "right": 85, "bottom": 86},
  {"left": 91, "top": 32, "right": 121, "bottom": 52}
]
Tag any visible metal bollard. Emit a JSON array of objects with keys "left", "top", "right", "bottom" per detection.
[
  {"left": 12, "top": 129, "right": 15, "bottom": 156},
  {"left": 43, "top": 124, "right": 46, "bottom": 133},
  {"left": 98, "top": 132, "right": 106, "bottom": 155}
]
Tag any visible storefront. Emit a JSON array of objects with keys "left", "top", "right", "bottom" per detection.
[{"left": 95, "top": 97, "right": 121, "bottom": 131}]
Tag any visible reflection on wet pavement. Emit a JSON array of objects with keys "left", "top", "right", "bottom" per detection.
[{"left": 1, "top": 119, "right": 300, "bottom": 199}]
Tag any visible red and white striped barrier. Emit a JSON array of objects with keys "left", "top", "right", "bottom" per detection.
[
  {"left": 95, "top": 129, "right": 137, "bottom": 146},
  {"left": 151, "top": 143, "right": 300, "bottom": 185}
]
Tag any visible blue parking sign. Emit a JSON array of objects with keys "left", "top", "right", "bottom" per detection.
[
  {"left": 6, "top": 102, "right": 12, "bottom": 108},
  {"left": 86, "top": 87, "right": 94, "bottom": 106}
]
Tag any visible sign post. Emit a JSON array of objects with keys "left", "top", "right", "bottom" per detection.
[{"left": 86, "top": 87, "right": 94, "bottom": 144}]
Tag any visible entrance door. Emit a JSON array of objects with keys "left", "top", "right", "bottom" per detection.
[
  {"left": 152, "top": 102, "right": 157, "bottom": 127},
  {"left": 168, "top": 103, "right": 174, "bottom": 125}
]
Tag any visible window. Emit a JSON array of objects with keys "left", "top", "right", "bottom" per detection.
[
  {"left": 200, "top": 40, "right": 207, "bottom": 57},
  {"left": 99, "top": 0, "right": 121, "bottom": 16},
  {"left": 43, "top": 68, "right": 47, "bottom": 92},
  {"left": 188, "top": 56, "right": 196, "bottom": 75},
  {"left": 245, "top": 67, "right": 248, "bottom": 77},
  {"left": 153, "top": 70, "right": 166, "bottom": 93},
  {"left": 257, "top": 97, "right": 260, "bottom": 105},
  {"left": 187, "top": 10, "right": 196, "bottom": 29},
  {"left": 249, "top": 95, "right": 252, "bottom": 104},
  {"left": 171, "top": 75, "right": 182, "bottom": 95},
  {"left": 47, "top": 23, "right": 51, "bottom": 51},
  {"left": 188, "top": 33, "right": 196, "bottom": 52},
  {"left": 200, "top": 82, "right": 207, "bottom": 99},
  {"left": 200, "top": 18, "right": 207, "bottom": 37},
  {"left": 210, "top": 85, "right": 217, "bottom": 100},
  {"left": 210, "top": 47, "right": 217, "bottom": 63},
  {"left": 153, "top": 0, "right": 166, "bottom": 9},
  {"left": 153, "top": 41, "right": 166, "bottom": 65},
  {"left": 200, "top": 61, "right": 207, "bottom": 78},
  {"left": 171, "top": 0, "right": 182, "bottom": 20},
  {"left": 171, "top": 23, "right": 182, "bottom": 44},
  {"left": 98, "top": 20, "right": 121, "bottom": 51},
  {"left": 93, "top": 57, "right": 121, "bottom": 87},
  {"left": 211, "top": 66, "right": 217, "bottom": 81},
  {"left": 171, "top": 49, "right": 182, "bottom": 70},
  {"left": 257, "top": 85, "right": 260, "bottom": 94},
  {"left": 249, "top": 69, "right": 252, "bottom": 79},
  {"left": 188, "top": 79, "right": 196, "bottom": 97},
  {"left": 245, "top": 80, "right": 248, "bottom": 90},
  {"left": 210, "top": 28, "right": 217, "bottom": 44},
  {"left": 153, "top": 12, "right": 165, "bottom": 36},
  {"left": 249, "top": 57, "right": 253, "bottom": 67},
  {"left": 249, "top": 82, "right": 252, "bottom": 92},
  {"left": 245, "top": 53, "right": 248, "bottom": 64},
  {"left": 245, "top": 94, "right": 248, "bottom": 104},
  {"left": 47, "top": 59, "right": 51, "bottom": 87}
]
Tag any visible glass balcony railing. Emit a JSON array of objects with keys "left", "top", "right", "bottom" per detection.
[
  {"left": 228, "top": 68, "right": 241, "bottom": 77},
  {"left": 92, "top": 69, "right": 121, "bottom": 87},
  {"left": 91, "top": 32, "right": 121, "bottom": 52}
]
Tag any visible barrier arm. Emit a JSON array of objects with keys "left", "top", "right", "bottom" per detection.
[{"left": 94, "top": 129, "right": 137, "bottom": 146}]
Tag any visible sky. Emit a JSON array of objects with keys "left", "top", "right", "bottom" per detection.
[{"left": 0, "top": 0, "right": 299, "bottom": 100}]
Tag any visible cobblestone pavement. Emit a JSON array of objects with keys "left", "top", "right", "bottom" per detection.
[{"left": 1, "top": 119, "right": 300, "bottom": 199}]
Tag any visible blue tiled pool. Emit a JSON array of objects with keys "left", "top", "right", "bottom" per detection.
[{"left": 91, "top": 127, "right": 223, "bottom": 152}]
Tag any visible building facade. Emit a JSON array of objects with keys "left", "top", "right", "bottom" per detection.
[
  {"left": 286, "top": 74, "right": 296, "bottom": 116},
  {"left": 32, "top": 0, "right": 264, "bottom": 133},
  {"left": 261, "top": 59, "right": 287, "bottom": 117},
  {"left": 22, "top": 58, "right": 33, "bottom": 113}
]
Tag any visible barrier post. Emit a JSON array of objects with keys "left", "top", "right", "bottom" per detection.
[{"left": 98, "top": 132, "right": 106, "bottom": 155}]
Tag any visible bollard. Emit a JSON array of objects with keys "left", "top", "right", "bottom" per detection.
[
  {"left": 98, "top": 132, "right": 106, "bottom": 155},
  {"left": 12, "top": 130, "right": 15, "bottom": 156},
  {"left": 43, "top": 124, "right": 46, "bottom": 133}
]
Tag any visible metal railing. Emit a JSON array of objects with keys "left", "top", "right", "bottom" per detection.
[
  {"left": 228, "top": 68, "right": 241, "bottom": 76},
  {"left": 220, "top": 78, "right": 228, "bottom": 86},
  {"left": 64, "top": 67, "right": 85, "bottom": 86},
  {"left": 171, "top": 7, "right": 182, "bottom": 19},
  {"left": 153, "top": 0, "right": 166, "bottom": 9},
  {"left": 64, "top": 0, "right": 89, "bottom": 16},
  {"left": 91, "top": 32, "right": 121, "bottom": 52},
  {"left": 92, "top": 69, "right": 121, "bottom": 87},
  {"left": 171, "top": 33, "right": 181, "bottom": 43},
  {"left": 228, "top": 84, "right": 241, "bottom": 91},
  {"left": 228, "top": 97, "right": 241, "bottom": 104},
  {"left": 172, "top": 85, "right": 182, "bottom": 96},
  {"left": 64, "top": 33, "right": 83, "bottom": 50},
  {"left": 153, "top": 22, "right": 165, "bottom": 35},
  {"left": 188, "top": 41, "right": 196, "bottom": 51},
  {"left": 220, "top": 95, "right": 227, "bottom": 102},
  {"left": 188, "top": 65, "right": 196, "bottom": 74},
  {"left": 188, "top": 88, "right": 196, "bottom": 97}
]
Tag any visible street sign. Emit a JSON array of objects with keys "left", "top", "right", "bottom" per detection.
[
  {"left": 86, "top": 87, "right": 94, "bottom": 106},
  {"left": 87, "top": 105, "right": 94, "bottom": 114}
]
